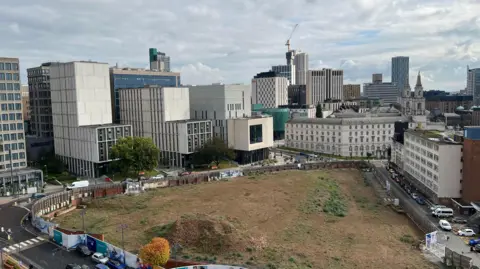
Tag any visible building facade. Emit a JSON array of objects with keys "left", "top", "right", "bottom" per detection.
[
  {"left": 21, "top": 86, "right": 30, "bottom": 121},
  {"left": 119, "top": 86, "right": 212, "bottom": 167},
  {"left": 399, "top": 72, "right": 425, "bottom": 116},
  {"left": 425, "top": 95, "right": 473, "bottom": 113},
  {"left": 287, "top": 84, "right": 307, "bottom": 105},
  {"left": 306, "top": 68, "right": 344, "bottom": 104},
  {"left": 227, "top": 115, "right": 274, "bottom": 164},
  {"left": 271, "top": 64, "right": 295, "bottom": 85},
  {"left": 189, "top": 84, "right": 251, "bottom": 142},
  {"left": 467, "top": 67, "right": 480, "bottom": 106},
  {"left": 51, "top": 61, "right": 132, "bottom": 177},
  {"left": 294, "top": 52, "right": 308, "bottom": 85},
  {"left": 252, "top": 72, "right": 288, "bottom": 108},
  {"left": 0, "top": 57, "right": 27, "bottom": 172},
  {"left": 27, "top": 63, "right": 54, "bottom": 138},
  {"left": 149, "top": 48, "right": 171, "bottom": 72},
  {"left": 109, "top": 67, "right": 180, "bottom": 123},
  {"left": 462, "top": 127, "right": 480, "bottom": 203},
  {"left": 392, "top": 56, "right": 409, "bottom": 95},
  {"left": 363, "top": 74, "right": 398, "bottom": 104},
  {"left": 343, "top": 84, "right": 361, "bottom": 100},
  {"left": 403, "top": 130, "right": 462, "bottom": 202},
  {"left": 285, "top": 116, "right": 404, "bottom": 158}
]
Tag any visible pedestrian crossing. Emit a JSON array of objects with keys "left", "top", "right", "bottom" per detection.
[{"left": 1, "top": 236, "right": 45, "bottom": 253}]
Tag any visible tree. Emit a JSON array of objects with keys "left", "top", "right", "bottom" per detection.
[
  {"left": 139, "top": 237, "right": 170, "bottom": 267},
  {"left": 192, "top": 137, "right": 235, "bottom": 166},
  {"left": 316, "top": 103, "right": 323, "bottom": 118},
  {"left": 110, "top": 137, "right": 160, "bottom": 175}
]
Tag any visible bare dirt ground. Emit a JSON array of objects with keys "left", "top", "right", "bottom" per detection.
[{"left": 55, "top": 170, "right": 436, "bottom": 269}]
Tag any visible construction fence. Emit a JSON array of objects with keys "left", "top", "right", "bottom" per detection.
[{"left": 444, "top": 247, "right": 479, "bottom": 269}]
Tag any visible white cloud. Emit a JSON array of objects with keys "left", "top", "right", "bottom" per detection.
[
  {"left": 174, "top": 62, "right": 224, "bottom": 85},
  {"left": 0, "top": 0, "right": 479, "bottom": 90}
]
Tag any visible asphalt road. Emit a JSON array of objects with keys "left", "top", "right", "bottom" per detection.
[
  {"left": 0, "top": 206, "right": 35, "bottom": 242},
  {"left": 20, "top": 243, "right": 98, "bottom": 269}
]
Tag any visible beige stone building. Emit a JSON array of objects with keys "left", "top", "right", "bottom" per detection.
[{"left": 343, "top": 84, "right": 361, "bottom": 100}]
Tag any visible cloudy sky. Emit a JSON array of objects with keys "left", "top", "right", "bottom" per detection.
[{"left": 2, "top": 0, "right": 479, "bottom": 91}]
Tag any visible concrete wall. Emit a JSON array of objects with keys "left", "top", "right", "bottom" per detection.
[{"left": 227, "top": 117, "right": 274, "bottom": 151}]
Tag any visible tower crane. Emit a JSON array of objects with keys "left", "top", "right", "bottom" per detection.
[{"left": 285, "top": 23, "right": 299, "bottom": 51}]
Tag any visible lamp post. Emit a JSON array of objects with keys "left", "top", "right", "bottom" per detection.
[
  {"left": 80, "top": 209, "right": 87, "bottom": 233},
  {"left": 117, "top": 224, "right": 128, "bottom": 264}
]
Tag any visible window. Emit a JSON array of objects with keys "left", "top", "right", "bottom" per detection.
[
  {"left": 1, "top": 114, "right": 6, "bottom": 120},
  {"left": 16, "top": 113, "right": 21, "bottom": 120},
  {"left": 5, "top": 63, "right": 11, "bottom": 70},
  {"left": 12, "top": 63, "right": 18, "bottom": 70},
  {"left": 19, "top": 152, "right": 25, "bottom": 159},
  {"left": 9, "top": 113, "right": 15, "bottom": 120},
  {"left": 0, "top": 73, "right": 4, "bottom": 80},
  {"left": 2, "top": 124, "right": 8, "bottom": 131},
  {"left": 0, "top": 63, "right": 4, "bottom": 70},
  {"left": 0, "top": 83, "right": 4, "bottom": 90},
  {"left": 249, "top": 124, "right": 263, "bottom": 144},
  {"left": 18, "top": 142, "right": 24, "bottom": 149},
  {"left": 14, "top": 93, "right": 21, "bottom": 100},
  {"left": 14, "top": 83, "right": 19, "bottom": 91},
  {"left": 13, "top": 74, "right": 19, "bottom": 81},
  {"left": 17, "top": 123, "right": 23, "bottom": 130},
  {"left": 6, "top": 73, "right": 12, "bottom": 80},
  {"left": 6, "top": 83, "right": 12, "bottom": 90},
  {"left": 10, "top": 123, "right": 16, "bottom": 130},
  {"left": 7, "top": 93, "right": 13, "bottom": 100},
  {"left": 1, "top": 104, "right": 7, "bottom": 111}
]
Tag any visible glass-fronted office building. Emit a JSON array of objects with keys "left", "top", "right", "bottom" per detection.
[{"left": 110, "top": 68, "right": 181, "bottom": 123}]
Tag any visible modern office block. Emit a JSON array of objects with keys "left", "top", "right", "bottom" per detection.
[
  {"left": 252, "top": 72, "right": 288, "bottom": 108},
  {"left": 392, "top": 56, "right": 410, "bottom": 95},
  {"left": 109, "top": 67, "right": 180, "bottom": 123},
  {"left": 306, "top": 68, "right": 344, "bottom": 104},
  {"left": 51, "top": 61, "right": 132, "bottom": 177}
]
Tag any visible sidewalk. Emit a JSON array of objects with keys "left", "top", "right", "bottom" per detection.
[{"left": 0, "top": 185, "right": 65, "bottom": 206}]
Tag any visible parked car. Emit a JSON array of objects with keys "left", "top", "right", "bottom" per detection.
[
  {"left": 439, "top": 220, "right": 452, "bottom": 231},
  {"left": 31, "top": 193, "right": 46, "bottom": 199},
  {"left": 452, "top": 217, "right": 468, "bottom": 224},
  {"left": 430, "top": 205, "right": 446, "bottom": 211},
  {"left": 475, "top": 244, "right": 480, "bottom": 252},
  {"left": 95, "top": 265, "right": 109, "bottom": 269},
  {"left": 92, "top": 252, "right": 109, "bottom": 264},
  {"left": 458, "top": 228, "right": 476, "bottom": 237},
  {"left": 106, "top": 260, "right": 126, "bottom": 269},
  {"left": 76, "top": 244, "right": 92, "bottom": 256},
  {"left": 66, "top": 265, "right": 81, "bottom": 269},
  {"left": 411, "top": 193, "right": 418, "bottom": 200},
  {"left": 415, "top": 197, "right": 426, "bottom": 205},
  {"left": 469, "top": 239, "right": 480, "bottom": 246},
  {"left": 433, "top": 207, "right": 454, "bottom": 218}
]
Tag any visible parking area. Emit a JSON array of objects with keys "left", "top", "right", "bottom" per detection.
[{"left": 20, "top": 243, "right": 97, "bottom": 269}]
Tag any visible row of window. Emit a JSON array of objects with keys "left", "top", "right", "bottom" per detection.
[
  {"left": 1, "top": 123, "right": 24, "bottom": 131},
  {"left": 0, "top": 73, "right": 20, "bottom": 81},
  {"left": 405, "top": 134, "right": 440, "bottom": 151},
  {"left": 289, "top": 123, "right": 393, "bottom": 130},
  {"left": 0, "top": 83, "right": 21, "bottom": 91},
  {"left": 2, "top": 133, "right": 25, "bottom": 141},
  {"left": 404, "top": 164, "right": 438, "bottom": 192},
  {"left": 0, "top": 103, "right": 22, "bottom": 111},
  {"left": 0, "top": 93, "right": 22, "bottom": 101},
  {"left": 0, "top": 152, "right": 26, "bottom": 161},
  {"left": 404, "top": 141, "right": 439, "bottom": 161},
  {"left": 0, "top": 63, "right": 19, "bottom": 71},
  {"left": 1, "top": 113, "right": 22, "bottom": 121}
]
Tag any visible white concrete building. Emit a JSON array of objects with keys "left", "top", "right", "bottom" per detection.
[
  {"left": 289, "top": 106, "right": 316, "bottom": 119},
  {"left": 227, "top": 114, "right": 274, "bottom": 164},
  {"left": 50, "top": 61, "right": 132, "bottom": 177},
  {"left": 306, "top": 68, "right": 343, "bottom": 105},
  {"left": 294, "top": 52, "right": 308, "bottom": 85},
  {"left": 403, "top": 130, "right": 463, "bottom": 202},
  {"left": 189, "top": 84, "right": 251, "bottom": 142},
  {"left": 119, "top": 86, "right": 212, "bottom": 167},
  {"left": 252, "top": 76, "right": 288, "bottom": 108},
  {"left": 285, "top": 115, "right": 405, "bottom": 158}
]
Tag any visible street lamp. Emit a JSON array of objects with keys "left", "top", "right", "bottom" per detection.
[
  {"left": 80, "top": 209, "right": 87, "bottom": 233},
  {"left": 117, "top": 224, "right": 128, "bottom": 264}
]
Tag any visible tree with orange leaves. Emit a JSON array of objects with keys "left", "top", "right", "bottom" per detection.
[{"left": 139, "top": 237, "right": 170, "bottom": 267}]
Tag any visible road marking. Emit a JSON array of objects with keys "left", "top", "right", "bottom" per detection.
[
  {"left": 13, "top": 243, "right": 21, "bottom": 248},
  {"left": 2, "top": 247, "right": 10, "bottom": 252},
  {"left": 20, "top": 242, "right": 28, "bottom": 247},
  {"left": 36, "top": 236, "right": 45, "bottom": 241},
  {"left": 30, "top": 238, "right": 39, "bottom": 243},
  {"left": 25, "top": 240, "right": 34, "bottom": 244},
  {"left": 8, "top": 246, "right": 16, "bottom": 251}
]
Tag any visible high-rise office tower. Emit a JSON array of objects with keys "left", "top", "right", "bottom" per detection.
[
  {"left": 306, "top": 68, "right": 343, "bottom": 104},
  {"left": 251, "top": 71, "right": 289, "bottom": 108},
  {"left": 149, "top": 48, "right": 171, "bottom": 72},
  {"left": 27, "top": 63, "right": 53, "bottom": 138},
  {"left": 294, "top": 52, "right": 308, "bottom": 85},
  {"left": 271, "top": 65, "right": 295, "bottom": 85},
  {"left": 391, "top": 56, "right": 409, "bottom": 95},
  {"left": 0, "top": 58, "right": 27, "bottom": 171},
  {"left": 467, "top": 66, "right": 480, "bottom": 105}
]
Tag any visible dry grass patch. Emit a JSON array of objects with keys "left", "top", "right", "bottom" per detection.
[{"left": 55, "top": 170, "right": 435, "bottom": 269}]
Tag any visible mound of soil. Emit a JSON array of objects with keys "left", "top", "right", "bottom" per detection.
[{"left": 165, "top": 214, "right": 247, "bottom": 254}]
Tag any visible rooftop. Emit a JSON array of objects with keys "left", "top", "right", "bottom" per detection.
[
  {"left": 288, "top": 115, "right": 407, "bottom": 125},
  {"left": 83, "top": 123, "right": 132, "bottom": 129},
  {"left": 405, "top": 129, "right": 461, "bottom": 145},
  {"left": 110, "top": 67, "right": 180, "bottom": 76}
]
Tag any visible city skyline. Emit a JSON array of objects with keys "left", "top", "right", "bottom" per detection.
[{"left": 1, "top": 0, "right": 479, "bottom": 90}]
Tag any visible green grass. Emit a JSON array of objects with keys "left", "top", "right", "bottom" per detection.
[
  {"left": 299, "top": 175, "right": 348, "bottom": 217},
  {"left": 399, "top": 234, "right": 416, "bottom": 244},
  {"left": 277, "top": 146, "right": 372, "bottom": 160}
]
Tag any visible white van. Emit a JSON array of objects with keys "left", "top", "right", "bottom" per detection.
[
  {"left": 433, "top": 207, "right": 454, "bottom": 218},
  {"left": 66, "top": 180, "right": 89, "bottom": 190}
]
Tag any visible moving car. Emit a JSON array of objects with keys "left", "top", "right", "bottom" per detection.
[
  {"left": 458, "top": 228, "right": 476, "bottom": 237},
  {"left": 76, "top": 244, "right": 92, "bottom": 256},
  {"left": 439, "top": 220, "right": 452, "bottom": 231},
  {"left": 415, "top": 197, "right": 426, "bottom": 205},
  {"left": 92, "top": 252, "right": 109, "bottom": 264},
  {"left": 432, "top": 208, "right": 454, "bottom": 218},
  {"left": 66, "top": 180, "right": 89, "bottom": 190},
  {"left": 31, "top": 193, "right": 46, "bottom": 199},
  {"left": 452, "top": 217, "right": 468, "bottom": 224}
]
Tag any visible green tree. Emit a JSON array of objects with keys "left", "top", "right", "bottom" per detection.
[
  {"left": 192, "top": 137, "right": 235, "bottom": 166},
  {"left": 316, "top": 103, "right": 323, "bottom": 118},
  {"left": 110, "top": 137, "right": 160, "bottom": 175}
]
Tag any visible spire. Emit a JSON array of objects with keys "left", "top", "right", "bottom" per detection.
[{"left": 416, "top": 71, "right": 422, "bottom": 87}]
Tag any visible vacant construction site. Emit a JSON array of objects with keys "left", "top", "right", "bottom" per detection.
[{"left": 55, "top": 170, "right": 435, "bottom": 269}]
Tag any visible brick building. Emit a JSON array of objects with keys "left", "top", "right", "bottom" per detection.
[
  {"left": 461, "top": 127, "right": 480, "bottom": 203},
  {"left": 343, "top": 84, "right": 361, "bottom": 100}
]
